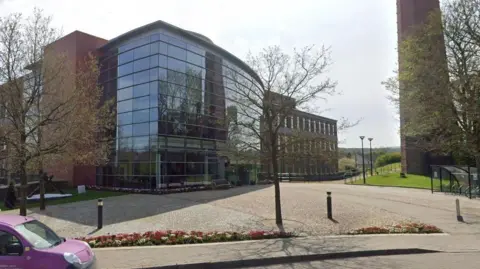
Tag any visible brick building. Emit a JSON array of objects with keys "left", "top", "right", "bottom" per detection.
[
  {"left": 397, "top": 0, "right": 453, "bottom": 175},
  {"left": 261, "top": 92, "right": 338, "bottom": 176}
]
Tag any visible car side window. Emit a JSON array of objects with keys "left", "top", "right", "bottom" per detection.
[{"left": 0, "top": 230, "right": 23, "bottom": 256}]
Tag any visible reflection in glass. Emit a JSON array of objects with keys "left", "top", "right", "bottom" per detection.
[
  {"left": 133, "top": 83, "right": 149, "bottom": 98},
  {"left": 134, "top": 44, "right": 150, "bottom": 60},
  {"left": 118, "top": 99, "right": 133, "bottom": 113},
  {"left": 133, "top": 136, "right": 149, "bottom": 150},
  {"left": 133, "top": 96, "right": 150, "bottom": 111},
  {"left": 118, "top": 75, "right": 133, "bottom": 89},
  {"left": 119, "top": 124, "right": 133, "bottom": 137},
  {"left": 102, "top": 28, "right": 265, "bottom": 189},
  {"left": 168, "top": 45, "right": 186, "bottom": 60},
  {"left": 118, "top": 112, "right": 133, "bottom": 125},
  {"left": 134, "top": 70, "right": 150, "bottom": 85},
  {"left": 134, "top": 57, "right": 150, "bottom": 72},
  {"left": 118, "top": 63, "right": 133, "bottom": 77},
  {"left": 118, "top": 87, "right": 133, "bottom": 101},
  {"left": 132, "top": 109, "right": 149, "bottom": 123},
  {"left": 118, "top": 51, "right": 134, "bottom": 65}
]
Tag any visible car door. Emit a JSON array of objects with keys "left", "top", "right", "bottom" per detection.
[{"left": 0, "top": 229, "right": 28, "bottom": 268}]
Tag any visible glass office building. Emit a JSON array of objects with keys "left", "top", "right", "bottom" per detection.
[{"left": 96, "top": 21, "right": 263, "bottom": 189}]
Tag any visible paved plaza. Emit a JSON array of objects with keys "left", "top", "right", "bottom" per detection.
[{"left": 4, "top": 183, "right": 480, "bottom": 238}]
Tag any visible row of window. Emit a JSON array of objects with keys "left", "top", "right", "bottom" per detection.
[
  {"left": 277, "top": 163, "right": 337, "bottom": 175},
  {"left": 111, "top": 162, "right": 213, "bottom": 176},
  {"left": 117, "top": 123, "right": 227, "bottom": 141},
  {"left": 113, "top": 64, "right": 256, "bottom": 99},
  {"left": 280, "top": 115, "right": 336, "bottom": 136},
  {"left": 115, "top": 78, "right": 251, "bottom": 118},
  {"left": 117, "top": 107, "right": 228, "bottom": 125},
  {"left": 281, "top": 141, "right": 337, "bottom": 152},
  {"left": 117, "top": 134, "right": 223, "bottom": 151},
  {"left": 96, "top": 175, "right": 215, "bottom": 189},
  {"left": 101, "top": 31, "right": 261, "bottom": 90},
  {"left": 118, "top": 112, "right": 227, "bottom": 129},
  {"left": 116, "top": 43, "right": 205, "bottom": 71}
]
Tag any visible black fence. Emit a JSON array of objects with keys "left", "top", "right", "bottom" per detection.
[
  {"left": 344, "top": 163, "right": 400, "bottom": 185},
  {"left": 430, "top": 165, "right": 480, "bottom": 199},
  {"left": 257, "top": 172, "right": 354, "bottom": 182}
]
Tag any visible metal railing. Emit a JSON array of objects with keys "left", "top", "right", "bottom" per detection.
[{"left": 430, "top": 165, "right": 480, "bottom": 199}]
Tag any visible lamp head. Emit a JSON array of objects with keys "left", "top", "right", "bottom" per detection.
[
  {"left": 359, "top": 136, "right": 365, "bottom": 140},
  {"left": 368, "top": 138, "right": 373, "bottom": 141}
]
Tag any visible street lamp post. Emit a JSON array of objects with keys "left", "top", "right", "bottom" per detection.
[
  {"left": 360, "top": 136, "right": 366, "bottom": 184},
  {"left": 368, "top": 138, "right": 373, "bottom": 176}
]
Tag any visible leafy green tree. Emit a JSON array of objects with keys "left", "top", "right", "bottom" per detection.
[
  {"left": 383, "top": 0, "right": 480, "bottom": 169},
  {"left": 375, "top": 152, "right": 401, "bottom": 168}
]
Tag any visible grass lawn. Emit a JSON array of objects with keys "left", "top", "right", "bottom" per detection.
[
  {"left": 1, "top": 188, "right": 126, "bottom": 211},
  {"left": 352, "top": 172, "right": 445, "bottom": 189}
]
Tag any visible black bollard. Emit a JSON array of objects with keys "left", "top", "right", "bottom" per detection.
[
  {"left": 97, "top": 198, "right": 103, "bottom": 229},
  {"left": 327, "top": 192, "right": 332, "bottom": 219}
]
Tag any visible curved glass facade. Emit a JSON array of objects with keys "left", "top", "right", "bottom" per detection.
[{"left": 96, "top": 27, "right": 262, "bottom": 189}]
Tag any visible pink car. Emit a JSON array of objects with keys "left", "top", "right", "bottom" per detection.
[{"left": 0, "top": 215, "right": 96, "bottom": 269}]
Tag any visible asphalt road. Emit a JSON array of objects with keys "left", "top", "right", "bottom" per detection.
[{"left": 243, "top": 252, "right": 480, "bottom": 269}]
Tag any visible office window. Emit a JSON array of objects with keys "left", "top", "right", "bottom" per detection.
[
  {"left": 118, "top": 87, "right": 133, "bottom": 101},
  {"left": 118, "top": 51, "right": 134, "bottom": 65},
  {"left": 133, "top": 83, "right": 149, "bottom": 98},
  {"left": 133, "top": 96, "right": 150, "bottom": 111},
  {"left": 118, "top": 75, "right": 133, "bottom": 89},
  {"left": 118, "top": 99, "right": 133, "bottom": 114},
  {"left": 132, "top": 109, "right": 149, "bottom": 123},
  {"left": 118, "top": 62, "right": 133, "bottom": 77},
  {"left": 118, "top": 112, "right": 132, "bottom": 126},
  {"left": 133, "top": 45, "right": 150, "bottom": 60},
  {"left": 134, "top": 70, "right": 150, "bottom": 85},
  {"left": 133, "top": 57, "right": 150, "bottom": 72}
]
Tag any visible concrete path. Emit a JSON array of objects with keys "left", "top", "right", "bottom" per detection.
[
  {"left": 93, "top": 234, "right": 480, "bottom": 269},
  {"left": 3, "top": 183, "right": 479, "bottom": 238},
  {"left": 244, "top": 252, "right": 480, "bottom": 269}
]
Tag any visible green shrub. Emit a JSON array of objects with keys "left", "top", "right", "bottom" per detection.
[
  {"left": 375, "top": 152, "right": 401, "bottom": 167},
  {"left": 338, "top": 157, "right": 355, "bottom": 172}
]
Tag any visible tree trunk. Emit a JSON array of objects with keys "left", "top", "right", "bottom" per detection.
[
  {"left": 19, "top": 162, "right": 27, "bottom": 216},
  {"left": 39, "top": 174, "right": 45, "bottom": 210},
  {"left": 273, "top": 175, "right": 282, "bottom": 225},
  {"left": 271, "top": 141, "right": 282, "bottom": 225}
]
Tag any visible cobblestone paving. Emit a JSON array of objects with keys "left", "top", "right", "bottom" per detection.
[{"left": 2, "top": 183, "right": 479, "bottom": 238}]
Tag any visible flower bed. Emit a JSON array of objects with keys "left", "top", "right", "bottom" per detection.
[
  {"left": 347, "top": 222, "right": 442, "bottom": 235},
  {"left": 75, "top": 230, "right": 295, "bottom": 248}
]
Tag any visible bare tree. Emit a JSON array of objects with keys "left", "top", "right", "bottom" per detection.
[
  {"left": 229, "top": 45, "right": 352, "bottom": 225},
  {"left": 0, "top": 8, "right": 114, "bottom": 216},
  {"left": 384, "top": 0, "right": 480, "bottom": 167}
]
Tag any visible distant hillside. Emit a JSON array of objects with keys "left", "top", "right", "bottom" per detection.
[{"left": 338, "top": 147, "right": 400, "bottom": 159}]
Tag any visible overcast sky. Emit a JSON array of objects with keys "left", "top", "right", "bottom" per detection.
[{"left": 0, "top": 0, "right": 400, "bottom": 148}]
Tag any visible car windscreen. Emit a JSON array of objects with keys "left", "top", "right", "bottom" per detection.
[{"left": 15, "top": 220, "right": 63, "bottom": 249}]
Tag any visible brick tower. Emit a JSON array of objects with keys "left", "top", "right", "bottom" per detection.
[{"left": 397, "top": 0, "right": 447, "bottom": 175}]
